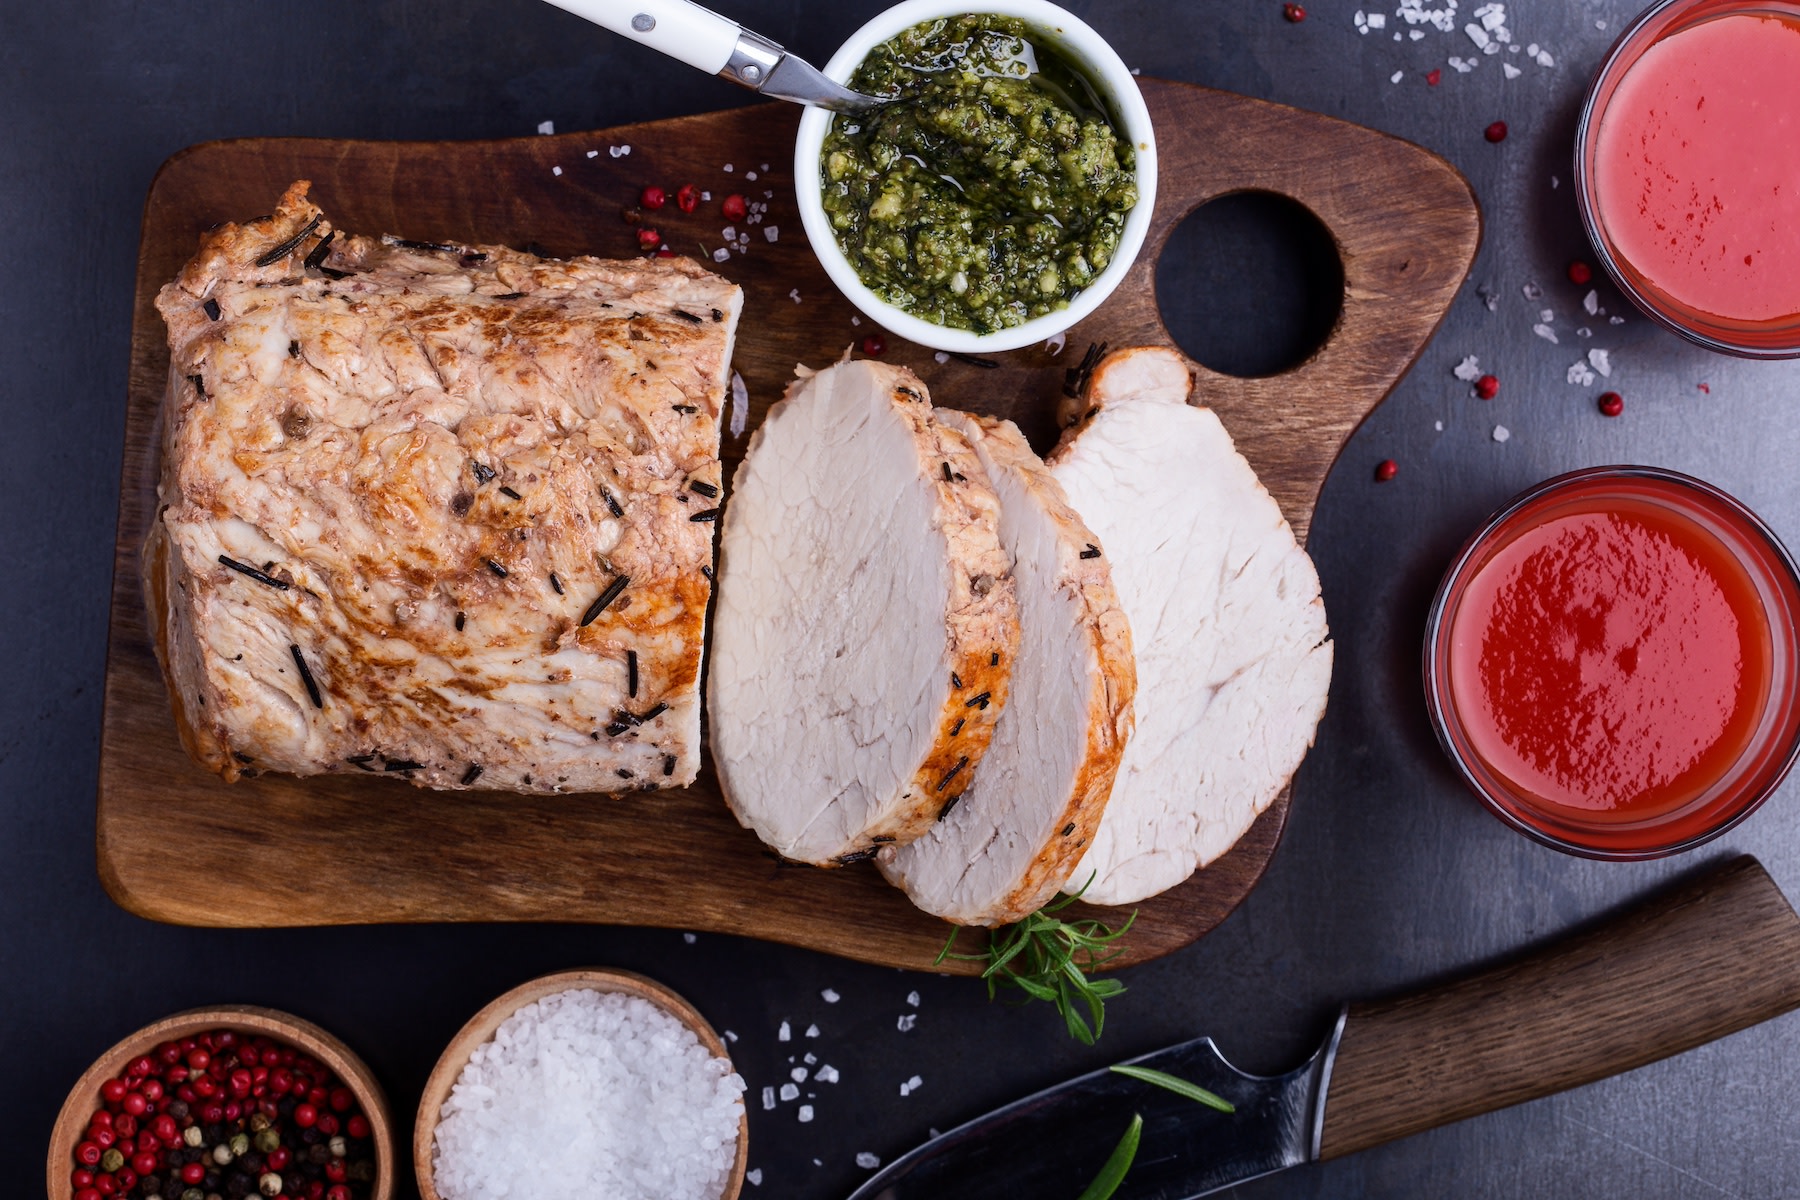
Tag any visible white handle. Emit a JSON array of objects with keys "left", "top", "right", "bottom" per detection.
[{"left": 542, "top": 0, "right": 742, "bottom": 76}]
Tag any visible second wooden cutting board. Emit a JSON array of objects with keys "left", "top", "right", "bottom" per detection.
[{"left": 98, "top": 79, "right": 1478, "bottom": 971}]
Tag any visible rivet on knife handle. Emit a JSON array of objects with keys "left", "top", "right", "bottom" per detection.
[{"left": 1316, "top": 855, "right": 1800, "bottom": 1160}]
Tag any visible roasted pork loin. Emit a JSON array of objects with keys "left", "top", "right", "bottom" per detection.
[
  {"left": 880, "top": 412, "right": 1135, "bottom": 925},
  {"left": 708, "top": 361, "right": 1019, "bottom": 865},
  {"left": 1048, "top": 347, "right": 1332, "bottom": 905},
  {"left": 149, "top": 181, "right": 743, "bottom": 792}
]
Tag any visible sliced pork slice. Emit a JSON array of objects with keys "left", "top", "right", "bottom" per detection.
[
  {"left": 1048, "top": 349, "right": 1332, "bottom": 906},
  {"left": 1057, "top": 343, "right": 1194, "bottom": 427},
  {"left": 709, "top": 361, "right": 1019, "bottom": 866},
  {"left": 879, "top": 412, "right": 1135, "bottom": 925}
]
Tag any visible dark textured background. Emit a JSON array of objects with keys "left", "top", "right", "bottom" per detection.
[{"left": 7, "top": 1, "right": 1799, "bottom": 1197}]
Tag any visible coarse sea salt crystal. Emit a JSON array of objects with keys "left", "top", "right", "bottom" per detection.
[
  {"left": 798, "top": 1105, "right": 815, "bottom": 1123},
  {"left": 729, "top": 372, "right": 749, "bottom": 439},
  {"left": 805, "top": 1024, "right": 821, "bottom": 1037},
  {"left": 1584, "top": 290, "right": 1599, "bottom": 315},
  {"left": 1503, "top": 62, "right": 1521, "bottom": 79},
  {"left": 1453, "top": 355, "right": 1482, "bottom": 382},
  {"left": 1368, "top": 12, "right": 1386, "bottom": 28},
  {"left": 1533, "top": 323, "right": 1558, "bottom": 343},
  {"left": 712, "top": 247, "right": 730, "bottom": 263},
  {"left": 1610, "top": 315, "right": 1626, "bottom": 325},
  {"left": 778, "top": 1021, "right": 791, "bottom": 1042},
  {"left": 1568, "top": 361, "right": 1596, "bottom": 386},
  {"left": 431, "top": 988, "right": 744, "bottom": 1200},
  {"left": 897, "top": 1014, "right": 917, "bottom": 1032},
  {"left": 538, "top": 120, "right": 555, "bottom": 135},
  {"left": 817, "top": 1065, "right": 840, "bottom": 1083},
  {"left": 1540, "top": 308, "right": 1555, "bottom": 323},
  {"left": 1392, "top": 70, "right": 1406, "bottom": 83},
  {"left": 857, "top": 1152, "right": 882, "bottom": 1169},
  {"left": 1493, "top": 425, "right": 1511, "bottom": 442},
  {"left": 683, "top": 932, "right": 697, "bottom": 944},
  {"left": 587, "top": 149, "right": 599, "bottom": 158},
  {"left": 551, "top": 166, "right": 563, "bottom": 177},
  {"left": 1522, "top": 282, "right": 1544, "bottom": 301},
  {"left": 765, "top": 225, "right": 780, "bottom": 243},
  {"left": 804, "top": 1052, "right": 817, "bottom": 1064},
  {"left": 934, "top": 351, "right": 950, "bottom": 364},
  {"left": 779, "top": 1082, "right": 800, "bottom": 1101},
  {"left": 1588, "top": 348, "right": 1612, "bottom": 376},
  {"left": 907, "top": 991, "right": 921, "bottom": 1007},
  {"left": 822, "top": 988, "right": 841, "bottom": 1003},
  {"left": 747, "top": 1168, "right": 762, "bottom": 1186},
  {"left": 1577, "top": 326, "right": 1593, "bottom": 338},
  {"left": 1536, "top": 49, "right": 1554, "bottom": 67},
  {"left": 791, "top": 1066, "right": 809, "bottom": 1082},
  {"left": 762, "top": 1087, "right": 776, "bottom": 1110}
]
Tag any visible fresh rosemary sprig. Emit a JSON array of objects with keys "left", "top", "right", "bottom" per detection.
[
  {"left": 1109, "top": 1064, "right": 1236, "bottom": 1113},
  {"left": 1075, "top": 1112, "right": 1142, "bottom": 1200},
  {"left": 936, "top": 875, "right": 1137, "bottom": 1045}
]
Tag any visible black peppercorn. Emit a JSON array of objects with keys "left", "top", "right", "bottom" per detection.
[
  {"left": 307, "top": 1143, "right": 331, "bottom": 1164},
  {"left": 168, "top": 1100, "right": 191, "bottom": 1122}
]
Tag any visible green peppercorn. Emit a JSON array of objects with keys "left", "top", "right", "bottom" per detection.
[
  {"left": 230, "top": 1132, "right": 249, "bottom": 1158},
  {"left": 258, "top": 1172, "right": 282, "bottom": 1198},
  {"left": 183, "top": 1189, "right": 205, "bottom": 1200},
  {"left": 99, "top": 1147, "right": 125, "bottom": 1173},
  {"left": 252, "top": 1128, "right": 280, "bottom": 1154},
  {"left": 247, "top": 1114, "right": 271, "bottom": 1134}
]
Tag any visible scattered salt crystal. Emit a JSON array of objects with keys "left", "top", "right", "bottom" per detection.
[
  {"left": 1536, "top": 49, "right": 1554, "bottom": 67},
  {"left": 1395, "top": 32, "right": 1403, "bottom": 41},
  {"left": 729, "top": 372, "right": 748, "bottom": 438},
  {"left": 804, "top": 1052, "right": 817, "bottom": 1064},
  {"left": 798, "top": 1106, "right": 814, "bottom": 1123},
  {"left": 856, "top": 1153, "right": 882, "bottom": 1170},
  {"left": 762, "top": 1087, "right": 776, "bottom": 1110},
  {"left": 896, "top": 1014, "right": 917, "bottom": 1032},
  {"left": 789, "top": 288, "right": 803, "bottom": 304},
  {"left": 1465, "top": 23, "right": 1490, "bottom": 49},
  {"left": 805, "top": 1024, "right": 821, "bottom": 1037},
  {"left": 791, "top": 1066, "right": 809, "bottom": 1082},
  {"left": 780, "top": 1082, "right": 800, "bottom": 1101},
  {"left": 538, "top": 120, "right": 555, "bottom": 135},
  {"left": 1493, "top": 425, "right": 1511, "bottom": 443},
  {"left": 934, "top": 351, "right": 950, "bottom": 364},
  {"left": 1551, "top": 175, "right": 1560, "bottom": 188},
  {"left": 746, "top": 171, "right": 758, "bottom": 181},
  {"left": 702, "top": 190, "right": 712, "bottom": 201},
  {"left": 1368, "top": 12, "right": 1386, "bottom": 28},
  {"left": 683, "top": 932, "right": 697, "bottom": 944},
  {"left": 900, "top": 1075, "right": 924, "bottom": 1096},
  {"left": 1577, "top": 327, "right": 1592, "bottom": 338},
  {"left": 1610, "top": 315, "right": 1626, "bottom": 325},
  {"left": 724, "top": 163, "right": 734, "bottom": 172},
  {"left": 764, "top": 190, "right": 775, "bottom": 199},
  {"left": 764, "top": 226, "right": 780, "bottom": 243},
  {"left": 722, "top": 226, "right": 738, "bottom": 242},
  {"left": 712, "top": 248, "right": 730, "bottom": 263},
  {"left": 587, "top": 149, "right": 599, "bottom": 157},
  {"left": 1583, "top": 290, "right": 1599, "bottom": 315},
  {"left": 1568, "top": 361, "right": 1596, "bottom": 386},
  {"left": 1435, "top": 420, "right": 1445, "bottom": 432},
  {"left": 1392, "top": 70, "right": 1406, "bottom": 83},
  {"left": 724, "top": 1030, "right": 738, "bottom": 1043},
  {"left": 1533, "top": 323, "right": 1558, "bottom": 344},
  {"left": 822, "top": 988, "right": 841, "bottom": 1003},
  {"left": 778, "top": 1021, "right": 791, "bottom": 1042},
  {"left": 1453, "top": 355, "right": 1482, "bottom": 382},
  {"left": 1411, "top": 29, "right": 1426, "bottom": 40},
  {"left": 551, "top": 166, "right": 563, "bottom": 176},
  {"left": 1044, "top": 332, "right": 1067, "bottom": 356},
  {"left": 907, "top": 991, "right": 921, "bottom": 1007},
  {"left": 1522, "top": 282, "right": 1544, "bottom": 301},
  {"left": 1597, "top": 19, "right": 1607, "bottom": 30},
  {"left": 816, "top": 1065, "right": 839, "bottom": 1083},
  {"left": 747, "top": 1169, "right": 762, "bottom": 1187},
  {"left": 1540, "top": 309, "right": 1555, "bottom": 323},
  {"left": 431, "top": 989, "right": 744, "bottom": 1200},
  {"left": 1503, "top": 62, "right": 1522, "bottom": 79},
  {"left": 1527, "top": 42, "right": 1539, "bottom": 55},
  {"left": 1448, "top": 55, "right": 1475, "bottom": 73},
  {"left": 609, "top": 144, "right": 632, "bottom": 158},
  {"left": 1588, "top": 348, "right": 1612, "bottom": 376}
]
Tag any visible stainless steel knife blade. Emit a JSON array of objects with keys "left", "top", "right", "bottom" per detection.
[
  {"left": 847, "top": 1010, "right": 1347, "bottom": 1200},
  {"left": 721, "top": 30, "right": 877, "bottom": 113}
]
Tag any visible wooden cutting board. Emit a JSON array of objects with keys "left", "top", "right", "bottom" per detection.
[{"left": 99, "top": 79, "right": 1478, "bottom": 972}]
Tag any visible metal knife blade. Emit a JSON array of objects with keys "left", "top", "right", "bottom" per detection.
[
  {"left": 847, "top": 1009, "right": 1347, "bottom": 1200},
  {"left": 720, "top": 29, "right": 877, "bottom": 113}
]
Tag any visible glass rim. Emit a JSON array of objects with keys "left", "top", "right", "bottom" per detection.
[
  {"left": 1573, "top": 0, "right": 1800, "bottom": 360},
  {"left": 1422, "top": 465, "right": 1800, "bottom": 859}
]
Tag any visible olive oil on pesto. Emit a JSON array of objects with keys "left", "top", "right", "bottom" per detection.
[{"left": 821, "top": 16, "right": 1138, "bottom": 334}]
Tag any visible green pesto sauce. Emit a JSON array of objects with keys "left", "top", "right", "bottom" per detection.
[{"left": 820, "top": 16, "right": 1138, "bottom": 334}]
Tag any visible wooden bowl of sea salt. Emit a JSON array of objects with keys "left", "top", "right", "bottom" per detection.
[{"left": 414, "top": 969, "right": 749, "bottom": 1200}]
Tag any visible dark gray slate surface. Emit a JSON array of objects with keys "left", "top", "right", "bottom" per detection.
[{"left": 4, "top": 1, "right": 1796, "bottom": 1197}]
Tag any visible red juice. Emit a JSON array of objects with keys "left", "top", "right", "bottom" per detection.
[
  {"left": 1425, "top": 468, "right": 1800, "bottom": 858},
  {"left": 1593, "top": 9, "right": 1800, "bottom": 324}
]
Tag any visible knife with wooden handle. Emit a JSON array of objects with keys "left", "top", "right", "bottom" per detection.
[{"left": 850, "top": 856, "right": 1800, "bottom": 1199}]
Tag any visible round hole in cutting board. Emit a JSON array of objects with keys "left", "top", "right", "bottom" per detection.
[{"left": 1155, "top": 191, "right": 1344, "bottom": 378}]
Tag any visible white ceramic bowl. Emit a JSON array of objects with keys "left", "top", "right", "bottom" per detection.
[{"left": 794, "top": 0, "right": 1158, "bottom": 354}]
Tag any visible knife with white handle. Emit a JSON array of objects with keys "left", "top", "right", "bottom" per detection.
[
  {"left": 540, "top": 0, "right": 881, "bottom": 111},
  {"left": 850, "top": 856, "right": 1800, "bottom": 1199}
]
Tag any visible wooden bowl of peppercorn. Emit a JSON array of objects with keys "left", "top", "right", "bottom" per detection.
[{"left": 47, "top": 1005, "right": 394, "bottom": 1200}]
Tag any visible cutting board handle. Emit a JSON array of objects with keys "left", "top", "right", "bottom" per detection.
[{"left": 1317, "top": 855, "right": 1800, "bottom": 1159}]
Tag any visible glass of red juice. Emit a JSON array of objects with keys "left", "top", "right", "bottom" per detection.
[
  {"left": 1424, "top": 467, "right": 1800, "bottom": 858},
  {"left": 1577, "top": 0, "right": 1800, "bottom": 357}
]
